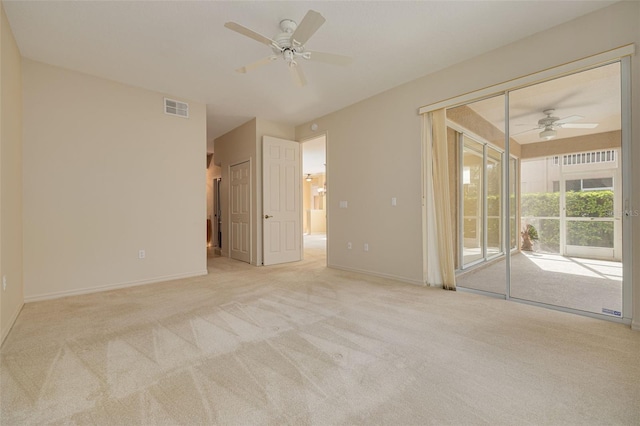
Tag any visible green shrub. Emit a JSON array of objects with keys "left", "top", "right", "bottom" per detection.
[
  {"left": 521, "top": 192, "right": 559, "bottom": 217},
  {"left": 566, "top": 190, "right": 613, "bottom": 218},
  {"left": 462, "top": 190, "right": 614, "bottom": 253}
]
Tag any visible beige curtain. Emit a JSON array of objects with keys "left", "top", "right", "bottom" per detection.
[{"left": 429, "top": 109, "right": 456, "bottom": 290}]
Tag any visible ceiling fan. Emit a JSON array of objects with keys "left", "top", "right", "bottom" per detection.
[
  {"left": 513, "top": 109, "right": 598, "bottom": 140},
  {"left": 224, "top": 10, "right": 352, "bottom": 87}
]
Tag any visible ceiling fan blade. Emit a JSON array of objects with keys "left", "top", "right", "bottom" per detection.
[
  {"left": 511, "top": 127, "right": 540, "bottom": 136},
  {"left": 554, "top": 115, "right": 583, "bottom": 125},
  {"left": 304, "top": 51, "right": 352, "bottom": 66},
  {"left": 235, "top": 56, "right": 278, "bottom": 74},
  {"left": 560, "top": 123, "right": 599, "bottom": 129},
  {"left": 224, "top": 22, "right": 277, "bottom": 47},
  {"left": 289, "top": 63, "right": 307, "bottom": 87},
  {"left": 291, "top": 10, "right": 325, "bottom": 46}
]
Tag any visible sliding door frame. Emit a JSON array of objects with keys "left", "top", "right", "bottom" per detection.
[
  {"left": 453, "top": 125, "right": 506, "bottom": 270},
  {"left": 421, "top": 45, "right": 634, "bottom": 325}
]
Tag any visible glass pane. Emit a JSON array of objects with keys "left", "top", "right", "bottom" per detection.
[
  {"left": 462, "top": 136, "right": 483, "bottom": 265},
  {"left": 565, "top": 179, "right": 582, "bottom": 192},
  {"left": 510, "top": 158, "right": 517, "bottom": 250},
  {"left": 520, "top": 157, "right": 560, "bottom": 254},
  {"left": 583, "top": 177, "right": 613, "bottom": 190},
  {"left": 509, "top": 62, "right": 622, "bottom": 317},
  {"left": 487, "top": 147, "right": 502, "bottom": 257},
  {"left": 448, "top": 94, "right": 507, "bottom": 296}
]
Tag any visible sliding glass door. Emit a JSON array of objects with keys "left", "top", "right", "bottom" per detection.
[
  {"left": 508, "top": 62, "right": 624, "bottom": 318},
  {"left": 441, "top": 60, "right": 630, "bottom": 322}
]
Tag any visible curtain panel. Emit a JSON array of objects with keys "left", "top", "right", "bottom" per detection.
[{"left": 425, "top": 109, "right": 456, "bottom": 290}]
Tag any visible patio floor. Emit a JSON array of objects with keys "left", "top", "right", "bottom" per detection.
[{"left": 456, "top": 252, "right": 623, "bottom": 317}]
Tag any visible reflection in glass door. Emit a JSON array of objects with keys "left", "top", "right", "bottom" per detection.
[
  {"left": 509, "top": 62, "right": 623, "bottom": 318},
  {"left": 447, "top": 94, "right": 507, "bottom": 296},
  {"left": 487, "top": 147, "right": 503, "bottom": 258},
  {"left": 462, "top": 137, "right": 484, "bottom": 265},
  {"left": 509, "top": 157, "right": 518, "bottom": 251}
]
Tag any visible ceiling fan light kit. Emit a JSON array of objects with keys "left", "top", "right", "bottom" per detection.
[
  {"left": 539, "top": 127, "right": 557, "bottom": 140},
  {"left": 224, "top": 10, "right": 352, "bottom": 87}
]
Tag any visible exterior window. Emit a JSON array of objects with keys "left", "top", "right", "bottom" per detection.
[{"left": 461, "top": 134, "right": 504, "bottom": 268}]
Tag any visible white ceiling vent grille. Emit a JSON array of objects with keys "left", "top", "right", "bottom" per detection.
[{"left": 164, "top": 98, "right": 189, "bottom": 118}]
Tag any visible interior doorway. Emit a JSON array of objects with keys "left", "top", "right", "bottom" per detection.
[{"left": 302, "top": 134, "right": 327, "bottom": 261}]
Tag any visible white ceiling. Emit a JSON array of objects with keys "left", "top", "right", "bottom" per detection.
[{"left": 3, "top": 1, "right": 617, "bottom": 152}]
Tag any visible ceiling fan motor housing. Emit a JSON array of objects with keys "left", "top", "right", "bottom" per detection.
[
  {"left": 538, "top": 108, "right": 560, "bottom": 127},
  {"left": 273, "top": 33, "right": 304, "bottom": 57},
  {"left": 279, "top": 19, "right": 297, "bottom": 33}
]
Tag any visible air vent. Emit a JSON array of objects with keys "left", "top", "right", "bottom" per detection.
[{"left": 164, "top": 98, "right": 189, "bottom": 118}]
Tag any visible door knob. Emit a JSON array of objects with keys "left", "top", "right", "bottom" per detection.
[{"left": 264, "top": 215, "right": 273, "bottom": 219}]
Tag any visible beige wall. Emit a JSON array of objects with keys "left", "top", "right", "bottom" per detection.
[
  {"left": 521, "top": 131, "right": 621, "bottom": 159},
  {"left": 214, "top": 118, "right": 294, "bottom": 265},
  {"left": 297, "top": 86, "right": 426, "bottom": 283},
  {"left": 214, "top": 118, "right": 256, "bottom": 261},
  {"left": 447, "top": 105, "right": 522, "bottom": 158},
  {"left": 296, "top": 1, "right": 640, "bottom": 326},
  {"left": 0, "top": 2, "right": 24, "bottom": 344},
  {"left": 22, "top": 60, "right": 207, "bottom": 301}
]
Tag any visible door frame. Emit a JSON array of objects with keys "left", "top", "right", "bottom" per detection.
[{"left": 300, "top": 133, "right": 329, "bottom": 264}]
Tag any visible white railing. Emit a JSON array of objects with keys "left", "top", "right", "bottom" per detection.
[{"left": 553, "top": 150, "right": 617, "bottom": 167}]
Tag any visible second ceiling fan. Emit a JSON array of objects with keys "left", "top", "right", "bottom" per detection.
[
  {"left": 224, "top": 10, "right": 352, "bottom": 87},
  {"left": 514, "top": 109, "right": 598, "bottom": 140}
]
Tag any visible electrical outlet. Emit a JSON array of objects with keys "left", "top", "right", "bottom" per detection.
[
  {"left": 364, "top": 243, "right": 369, "bottom": 252},
  {"left": 347, "top": 242, "right": 352, "bottom": 249},
  {"left": 391, "top": 197, "right": 397, "bottom": 206},
  {"left": 2, "top": 275, "right": 6, "bottom": 291},
  {"left": 138, "top": 250, "right": 146, "bottom": 259}
]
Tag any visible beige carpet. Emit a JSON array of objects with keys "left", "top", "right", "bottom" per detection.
[{"left": 1, "top": 243, "right": 639, "bottom": 425}]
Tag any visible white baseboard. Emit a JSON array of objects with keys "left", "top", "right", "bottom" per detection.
[
  {"left": 328, "top": 263, "right": 424, "bottom": 286},
  {"left": 24, "top": 270, "right": 209, "bottom": 303},
  {"left": 632, "top": 318, "right": 640, "bottom": 332},
  {"left": 1, "top": 302, "right": 24, "bottom": 347}
]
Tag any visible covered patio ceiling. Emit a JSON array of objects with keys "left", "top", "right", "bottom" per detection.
[{"left": 465, "top": 62, "right": 621, "bottom": 146}]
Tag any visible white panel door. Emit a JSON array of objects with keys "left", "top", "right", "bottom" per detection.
[
  {"left": 230, "top": 161, "right": 250, "bottom": 263},
  {"left": 263, "top": 136, "right": 301, "bottom": 265}
]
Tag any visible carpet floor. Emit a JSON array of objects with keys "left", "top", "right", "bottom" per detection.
[{"left": 1, "top": 242, "right": 639, "bottom": 425}]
